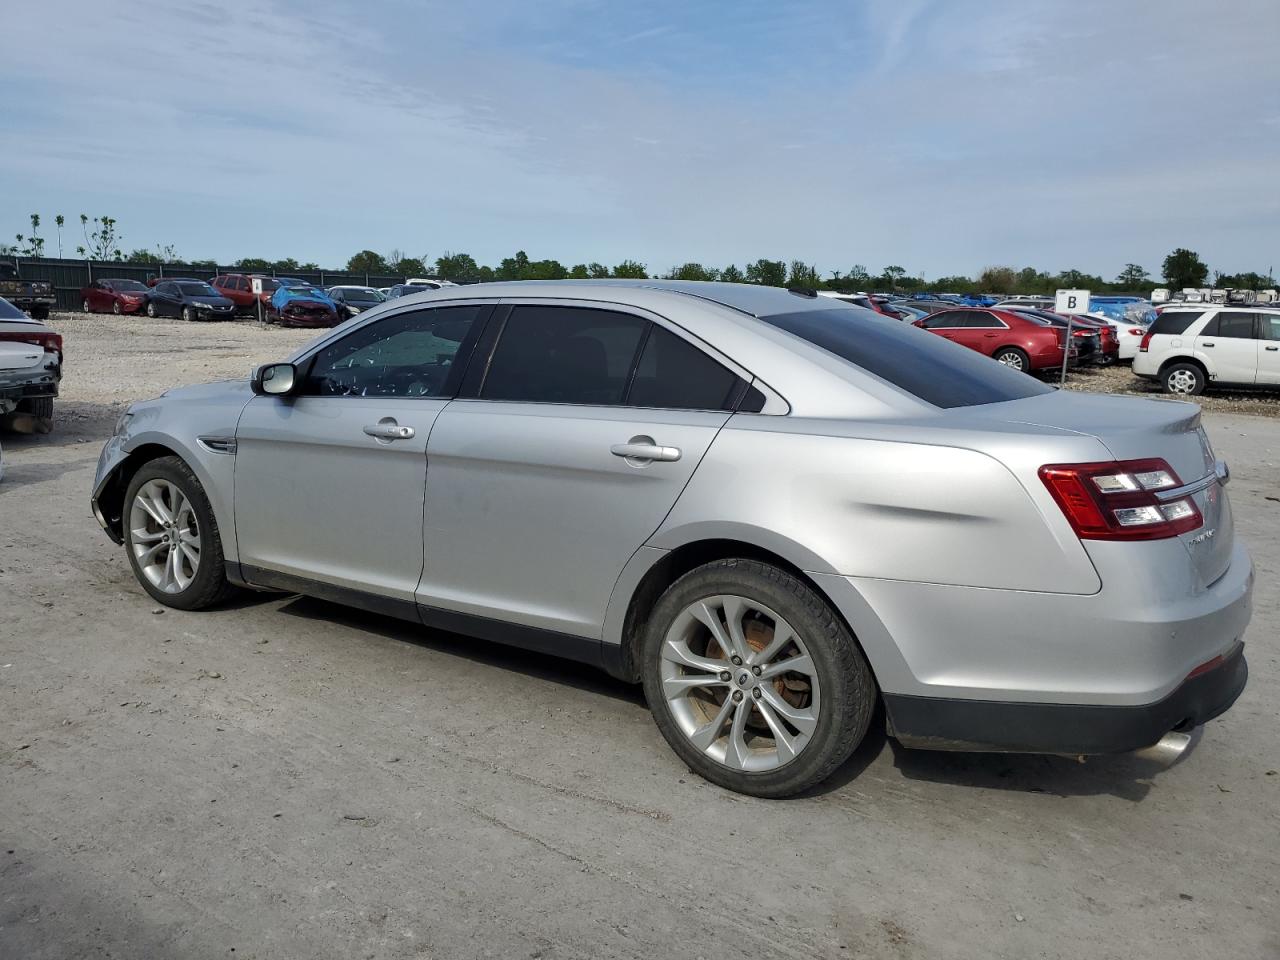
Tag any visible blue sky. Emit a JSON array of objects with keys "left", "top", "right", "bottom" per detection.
[{"left": 3, "top": 0, "right": 1278, "bottom": 280}]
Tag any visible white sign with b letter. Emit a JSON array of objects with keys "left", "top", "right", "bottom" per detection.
[{"left": 1055, "top": 289, "right": 1090, "bottom": 315}]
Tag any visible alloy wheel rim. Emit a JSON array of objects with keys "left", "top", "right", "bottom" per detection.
[
  {"left": 998, "top": 352, "right": 1024, "bottom": 370},
  {"left": 129, "top": 479, "right": 201, "bottom": 594},
  {"left": 1168, "top": 370, "right": 1196, "bottom": 394},
  {"left": 661, "top": 595, "right": 821, "bottom": 772}
]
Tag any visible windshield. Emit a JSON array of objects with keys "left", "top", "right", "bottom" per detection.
[
  {"left": 343, "top": 288, "right": 383, "bottom": 302},
  {"left": 760, "top": 307, "right": 1053, "bottom": 408},
  {"left": 112, "top": 280, "right": 149, "bottom": 292},
  {"left": 178, "top": 282, "right": 218, "bottom": 297}
]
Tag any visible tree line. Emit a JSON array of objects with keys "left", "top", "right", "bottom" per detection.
[{"left": 3, "top": 213, "right": 1270, "bottom": 294}]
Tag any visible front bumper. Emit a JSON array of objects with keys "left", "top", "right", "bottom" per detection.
[{"left": 884, "top": 642, "right": 1247, "bottom": 754}]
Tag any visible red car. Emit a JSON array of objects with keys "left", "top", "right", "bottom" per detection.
[
  {"left": 1009, "top": 309, "right": 1119, "bottom": 365},
  {"left": 211, "top": 273, "right": 281, "bottom": 315},
  {"left": 80, "top": 278, "right": 151, "bottom": 315},
  {"left": 915, "top": 306, "right": 1075, "bottom": 373}
]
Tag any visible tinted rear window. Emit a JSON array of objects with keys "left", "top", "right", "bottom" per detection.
[
  {"left": 1150, "top": 310, "right": 1203, "bottom": 335},
  {"left": 0, "top": 297, "right": 31, "bottom": 320},
  {"left": 760, "top": 307, "right": 1053, "bottom": 408}
]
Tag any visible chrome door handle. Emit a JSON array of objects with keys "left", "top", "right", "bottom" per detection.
[
  {"left": 363, "top": 418, "right": 416, "bottom": 441},
  {"left": 611, "top": 440, "right": 681, "bottom": 463}
]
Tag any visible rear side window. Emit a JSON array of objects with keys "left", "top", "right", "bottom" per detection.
[
  {"left": 1201, "top": 312, "right": 1256, "bottom": 339},
  {"left": 1150, "top": 310, "right": 1203, "bottom": 336},
  {"left": 482, "top": 306, "right": 647, "bottom": 406},
  {"left": 629, "top": 325, "right": 739, "bottom": 410},
  {"left": 921, "top": 311, "right": 962, "bottom": 329},
  {"left": 962, "top": 312, "right": 1006, "bottom": 328},
  {"left": 1262, "top": 315, "right": 1280, "bottom": 341},
  {"left": 761, "top": 307, "right": 1053, "bottom": 408}
]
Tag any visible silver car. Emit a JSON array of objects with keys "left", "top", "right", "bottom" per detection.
[{"left": 91, "top": 281, "right": 1252, "bottom": 797}]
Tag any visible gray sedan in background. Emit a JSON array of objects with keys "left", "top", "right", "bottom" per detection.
[{"left": 91, "top": 281, "right": 1251, "bottom": 797}]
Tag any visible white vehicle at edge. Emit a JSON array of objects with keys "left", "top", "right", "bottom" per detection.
[
  {"left": 1084, "top": 311, "right": 1148, "bottom": 361},
  {"left": 1133, "top": 304, "right": 1280, "bottom": 395}
]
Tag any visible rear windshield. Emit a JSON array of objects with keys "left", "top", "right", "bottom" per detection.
[
  {"left": 0, "top": 297, "right": 32, "bottom": 320},
  {"left": 1150, "top": 310, "right": 1204, "bottom": 335},
  {"left": 761, "top": 307, "right": 1053, "bottom": 408}
]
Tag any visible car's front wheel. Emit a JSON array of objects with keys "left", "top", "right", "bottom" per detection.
[
  {"left": 82, "top": 298, "right": 91, "bottom": 313},
  {"left": 181, "top": 306, "right": 194, "bottom": 322},
  {"left": 112, "top": 300, "right": 122, "bottom": 315},
  {"left": 1163, "top": 362, "right": 1206, "bottom": 396},
  {"left": 641, "top": 559, "right": 876, "bottom": 798},
  {"left": 123, "top": 456, "right": 235, "bottom": 610}
]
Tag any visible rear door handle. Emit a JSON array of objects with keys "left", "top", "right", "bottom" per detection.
[
  {"left": 1202, "top": 342, "right": 1215, "bottom": 348},
  {"left": 611, "top": 440, "right": 681, "bottom": 463},
  {"left": 1266, "top": 346, "right": 1278, "bottom": 351},
  {"left": 363, "top": 417, "right": 416, "bottom": 441}
]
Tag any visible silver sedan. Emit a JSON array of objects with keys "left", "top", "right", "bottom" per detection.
[{"left": 92, "top": 281, "right": 1251, "bottom": 797}]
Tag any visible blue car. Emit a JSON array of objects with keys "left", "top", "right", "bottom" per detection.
[{"left": 269, "top": 282, "right": 340, "bottom": 328}]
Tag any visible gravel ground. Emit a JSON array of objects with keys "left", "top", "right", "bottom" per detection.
[{"left": 1, "top": 311, "right": 1278, "bottom": 959}]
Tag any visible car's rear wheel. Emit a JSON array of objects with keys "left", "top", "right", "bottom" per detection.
[
  {"left": 146, "top": 302, "right": 158, "bottom": 318},
  {"left": 123, "top": 456, "right": 235, "bottom": 610},
  {"left": 993, "top": 347, "right": 1030, "bottom": 372},
  {"left": 641, "top": 559, "right": 876, "bottom": 798},
  {"left": 1163, "top": 362, "right": 1205, "bottom": 396},
  {"left": 16, "top": 396, "right": 54, "bottom": 419}
]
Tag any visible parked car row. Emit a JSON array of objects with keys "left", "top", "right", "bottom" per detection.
[{"left": 0, "top": 295, "right": 62, "bottom": 427}]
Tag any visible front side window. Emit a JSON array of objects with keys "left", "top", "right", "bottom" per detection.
[
  {"left": 481, "top": 306, "right": 647, "bottom": 406},
  {"left": 920, "top": 311, "right": 962, "bottom": 329},
  {"left": 304, "top": 305, "right": 483, "bottom": 398}
]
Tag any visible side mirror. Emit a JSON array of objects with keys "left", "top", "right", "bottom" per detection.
[{"left": 251, "top": 362, "right": 298, "bottom": 396}]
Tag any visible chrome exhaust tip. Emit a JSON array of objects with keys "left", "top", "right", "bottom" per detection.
[{"left": 1132, "top": 729, "right": 1195, "bottom": 766}]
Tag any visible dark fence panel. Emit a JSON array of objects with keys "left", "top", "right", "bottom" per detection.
[{"left": 7, "top": 256, "right": 416, "bottom": 310}]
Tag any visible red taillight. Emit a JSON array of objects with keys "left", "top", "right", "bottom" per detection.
[
  {"left": 1039, "top": 458, "right": 1202, "bottom": 541},
  {"left": 0, "top": 331, "right": 61, "bottom": 358},
  {"left": 1138, "top": 331, "right": 1154, "bottom": 352}
]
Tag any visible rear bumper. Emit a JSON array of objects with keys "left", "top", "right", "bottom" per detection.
[{"left": 884, "top": 642, "right": 1247, "bottom": 754}]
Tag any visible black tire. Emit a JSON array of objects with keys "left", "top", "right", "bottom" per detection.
[
  {"left": 640, "top": 559, "right": 877, "bottom": 798},
  {"left": 1162, "top": 361, "right": 1206, "bottom": 396},
  {"left": 122, "top": 456, "right": 236, "bottom": 610},
  {"left": 30, "top": 306, "right": 49, "bottom": 321},
  {"left": 181, "top": 306, "right": 194, "bottom": 323},
  {"left": 993, "top": 346, "right": 1031, "bottom": 373},
  {"left": 82, "top": 299, "right": 91, "bottom": 313},
  {"left": 16, "top": 396, "right": 54, "bottom": 419},
  {"left": 146, "top": 301, "right": 158, "bottom": 318}
]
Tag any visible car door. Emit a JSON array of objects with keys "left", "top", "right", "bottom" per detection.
[
  {"left": 957, "top": 311, "right": 1007, "bottom": 357},
  {"left": 1256, "top": 313, "right": 1280, "bottom": 384},
  {"left": 418, "top": 300, "right": 746, "bottom": 640},
  {"left": 1194, "top": 310, "right": 1258, "bottom": 384},
  {"left": 233, "top": 302, "right": 491, "bottom": 601},
  {"left": 152, "top": 282, "right": 174, "bottom": 316}
]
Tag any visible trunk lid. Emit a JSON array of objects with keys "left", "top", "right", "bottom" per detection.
[
  {"left": 976, "top": 390, "right": 1232, "bottom": 586},
  {"left": 0, "top": 342, "right": 43, "bottom": 371}
]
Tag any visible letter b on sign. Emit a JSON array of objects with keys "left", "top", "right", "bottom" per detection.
[{"left": 1055, "top": 288, "right": 1090, "bottom": 315}]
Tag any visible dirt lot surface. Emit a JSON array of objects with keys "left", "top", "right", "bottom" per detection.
[{"left": 2, "top": 312, "right": 1279, "bottom": 959}]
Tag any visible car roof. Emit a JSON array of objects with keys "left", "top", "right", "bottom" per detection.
[{"left": 398, "top": 279, "right": 843, "bottom": 319}]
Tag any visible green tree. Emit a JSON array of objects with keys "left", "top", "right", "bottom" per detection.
[
  {"left": 665, "top": 262, "right": 719, "bottom": 281},
  {"left": 877, "top": 265, "right": 906, "bottom": 291},
  {"left": 347, "top": 250, "right": 389, "bottom": 274},
  {"left": 977, "top": 265, "right": 1017, "bottom": 294},
  {"left": 934, "top": 275, "right": 975, "bottom": 292},
  {"left": 587, "top": 262, "right": 611, "bottom": 279},
  {"left": 1114, "top": 263, "right": 1151, "bottom": 291},
  {"left": 1162, "top": 248, "right": 1209, "bottom": 289},
  {"left": 272, "top": 258, "right": 301, "bottom": 273},
  {"left": 612, "top": 259, "right": 648, "bottom": 279},
  {"left": 1214, "top": 270, "right": 1269, "bottom": 289},
  {"left": 496, "top": 250, "right": 531, "bottom": 280},
  {"left": 126, "top": 248, "right": 162, "bottom": 264},
  {"left": 78, "top": 215, "right": 122, "bottom": 260},
  {"left": 393, "top": 257, "right": 427, "bottom": 277},
  {"left": 569, "top": 263, "right": 590, "bottom": 279},
  {"left": 1054, "top": 268, "right": 1104, "bottom": 289},
  {"left": 719, "top": 264, "right": 745, "bottom": 283},
  {"left": 787, "top": 260, "right": 821, "bottom": 288},
  {"left": 436, "top": 252, "right": 484, "bottom": 283},
  {"left": 745, "top": 258, "right": 786, "bottom": 286},
  {"left": 54, "top": 214, "right": 65, "bottom": 258},
  {"left": 235, "top": 257, "right": 273, "bottom": 270}
]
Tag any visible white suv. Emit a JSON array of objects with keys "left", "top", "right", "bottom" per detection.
[{"left": 1132, "top": 305, "right": 1280, "bottom": 395}]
